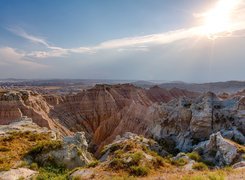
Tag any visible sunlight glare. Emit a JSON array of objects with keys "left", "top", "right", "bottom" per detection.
[{"left": 199, "top": 0, "right": 240, "bottom": 39}]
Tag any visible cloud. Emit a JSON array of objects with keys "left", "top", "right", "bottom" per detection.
[
  {"left": 7, "top": 27, "right": 50, "bottom": 47},
  {"left": 5, "top": 0, "right": 245, "bottom": 59},
  {"left": 0, "top": 47, "right": 47, "bottom": 68}
]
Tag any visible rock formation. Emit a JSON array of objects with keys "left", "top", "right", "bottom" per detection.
[
  {"left": 0, "top": 84, "right": 244, "bottom": 159},
  {"left": 0, "top": 118, "right": 92, "bottom": 172},
  {"left": 194, "top": 132, "right": 244, "bottom": 166}
]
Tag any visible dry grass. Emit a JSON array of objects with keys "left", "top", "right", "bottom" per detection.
[{"left": 0, "top": 131, "right": 52, "bottom": 171}]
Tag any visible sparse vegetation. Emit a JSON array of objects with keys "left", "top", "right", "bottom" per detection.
[
  {"left": 86, "top": 160, "right": 99, "bottom": 168},
  {"left": 110, "top": 158, "right": 124, "bottom": 170},
  {"left": 172, "top": 158, "right": 188, "bottom": 166},
  {"left": 0, "top": 131, "right": 51, "bottom": 171},
  {"left": 30, "top": 162, "right": 39, "bottom": 170},
  {"left": 35, "top": 165, "right": 68, "bottom": 180},
  {"left": 187, "top": 151, "right": 201, "bottom": 161},
  {"left": 127, "top": 152, "right": 143, "bottom": 166},
  {"left": 129, "top": 165, "right": 149, "bottom": 176},
  {"left": 27, "top": 140, "right": 62, "bottom": 156},
  {"left": 192, "top": 162, "right": 209, "bottom": 171}
]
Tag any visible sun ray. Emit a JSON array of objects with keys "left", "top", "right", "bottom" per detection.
[{"left": 198, "top": 0, "right": 241, "bottom": 39}]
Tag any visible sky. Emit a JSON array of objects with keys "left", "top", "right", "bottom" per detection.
[{"left": 0, "top": 0, "right": 244, "bottom": 82}]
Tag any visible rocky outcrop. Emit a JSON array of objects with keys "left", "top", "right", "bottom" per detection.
[
  {"left": 0, "top": 90, "right": 71, "bottom": 135},
  {"left": 0, "top": 117, "right": 93, "bottom": 170},
  {"left": 0, "top": 116, "right": 57, "bottom": 139},
  {"left": 0, "top": 85, "right": 244, "bottom": 160},
  {"left": 148, "top": 91, "right": 245, "bottom": 153},
  {"left": 194, "top": 132, "right": 244, "bottom": 166},
  {"left": 100, "top": 132, "right": 168, "bottom": 161},
  {"left": 28, "top": 132, "right": 93, "bottom": 169},
  {"left": 147, "top": 86, "right": 199, "bottom": 103}
]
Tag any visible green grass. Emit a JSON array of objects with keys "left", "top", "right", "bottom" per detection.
[{"left": 35, "top": 165, "right": 69, "bottom": 180}]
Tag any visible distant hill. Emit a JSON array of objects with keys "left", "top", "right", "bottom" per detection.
[{"left": 158, "top": 81, "right": 245, "bottom": 93}]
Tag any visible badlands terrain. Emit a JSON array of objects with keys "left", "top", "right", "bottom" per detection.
[{"left": 0, "top": 81, "right": 244, "bottom": 179}]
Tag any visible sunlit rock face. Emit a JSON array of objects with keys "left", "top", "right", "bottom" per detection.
[
  {"left": 148, "top": 91, "right": 245, "bottom": 153},
  {"left": 0, "top": 90, "right": 71, "bottom": 135},
  {"left": 194, "top": 132, "right": 244, "bottom": 167}
]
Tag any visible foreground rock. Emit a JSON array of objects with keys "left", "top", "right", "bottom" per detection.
[
  {"left": 194, "top": 132, "right": 245, "bottom": 166},
  {"left": 71, "top": 132, "right": 169, "bottom": 179},
  {"left": 149, "top": 92, "right": 245, "bottom": 153},
  {"left": 0, "top": 168, "right": 37, "bottom": 180},
  {"left": 100, "top": 132, "right": 168, "bottom": 161},
  {"left": 28, "top": 132, "right": 93, "bottom": 169},
  {"left": 0, "top": 118, "right": 93, "bottom": 171}
]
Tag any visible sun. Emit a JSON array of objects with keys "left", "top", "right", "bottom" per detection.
[{"left": 199, "top": 0, "right": 240, "bottom": 39}]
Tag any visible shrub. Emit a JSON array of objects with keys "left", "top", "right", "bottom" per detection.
[
  {"left": 187, "top": 152, "right": 201, "bottom": 161},
  {"left": 192, "top": 162, "right": 208, "bottom": 171},
  {"left": 36, "top": 165, "right": 68, "bottom": 180},
  {"left": 110, "top": 158, "right": 124, "bottom": 169},
  {"left": 30, "top": 162, "right": 39, "bottom": 170},
  {"left": 201, "top": 160, "right": 215, "bottom": 167},
  {"left": 110, "top": 144, "right": 121, "bottom": 152},
  {"left": 152, "top": 156, "right": 165, "bottom": 167},
  {"left": 172, "top": 158, "right": 188, "bottom": 166},
  {"left": 129, "top": 165, "right": 149, "bottom": 176},
  {"left": 86, "top": 160, "right": 99, "bottom": 168},
  {"left": 18, "top": 161, "right": 29, "bottom": 168},
  {"left": 114, "top": 150, "right": 124, "bottom": 157},
  {"left": 128, "top": 152, "right": 143, "bottom": 166},
  {"left": 0, "top": 146, "right": 10, "bottom": 152},
  {"left": 124, "top": 141, "right": 135, "bottom": 151},
  {"left": 27, "top": 140, "right": 62, "bottom": 156}
]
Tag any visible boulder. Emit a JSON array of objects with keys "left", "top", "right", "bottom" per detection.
[
  {"left": 194, "top": 132, "right": 244, "bottom": 166},
  {"left": 31, "top": 132, "right": 93, "bottom": 169}
]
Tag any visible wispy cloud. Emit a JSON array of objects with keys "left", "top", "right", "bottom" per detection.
[
  {"left": 5, "top": 0, "right": 245, "bottom": 59},
  {"left": 7, "top": 27, "right": 50, "bottom": 47},
  {"left": 0, "top": 47, "right": 48, "bottom": 68}
]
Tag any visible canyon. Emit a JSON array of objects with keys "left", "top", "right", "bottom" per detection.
[{"left": 0, "top": 83, "right": 244, "bottom": 179}]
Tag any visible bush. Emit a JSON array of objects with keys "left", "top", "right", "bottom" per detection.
[
  {"left": 36, "top": 165, "right": 68, "bottom": 180},
  {"left": 172, "top": 158, "right": 188, "bottom": 166},
  {"left": 129, "top": 165, "right": 149, "bottom": 176},
  {"left": 152, "top": 156, "right": 165, "bottom": 167},
  {"left": 110, "top": 144, "right": 121, "bottom": 152},
  {"left": 27, "top": 140, "right": 62, "bottom": 156},
  {"left": 128, "top": 152, "right": 143, "bottom": 166},
  {"left": 192, "top": 162, "right": 208, "bottom": 171},
  {"left": 86, "top": 160, "right": 99, "bottom": 168},
  {"left": 187, "top": 152, "right": 201, "bottom": 161},
  {"left": 201, "top": 160, "right": 215, "bottom": 167},
  {"left": 0, "top": 146, "right": 10, "bottom": 152},
  {"left": 110, "top": 158, "right": 124, "bottom": 169},
  {"left": 114, "top": 150, "right": 124, "bottom": 157},
  {"left": 30, "top": 162, "right": 39, "bottom": 170}
]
